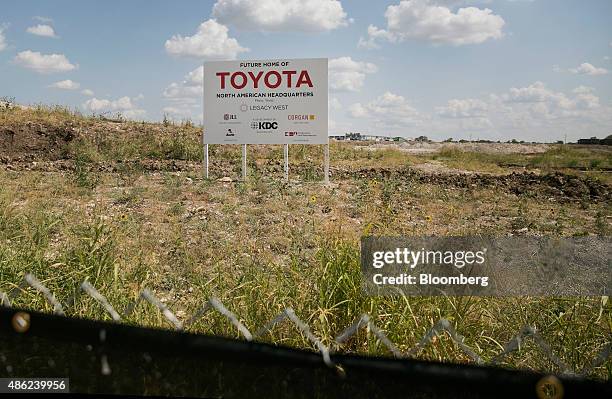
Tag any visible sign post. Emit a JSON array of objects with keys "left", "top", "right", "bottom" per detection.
[
  {"left": 203, "top": 58, "right": 328, "bottom": 182},
  {"left": 204, "top": 144, "right": 209, "bottom": 179},
  {"left": 324, "top": 144, "right": 329, "bottom": 184}
]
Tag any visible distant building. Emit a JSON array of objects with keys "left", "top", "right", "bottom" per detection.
[
  {"left": 577, "top": 136, "right": 608, "bottom": 145},
  {"left": 331, "top": 132, "right": 396, "bottom": 142},
  {"left": 362, "top": 135, "right": 393, "bottom": 142}
]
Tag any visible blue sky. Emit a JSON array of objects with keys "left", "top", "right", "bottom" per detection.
[{"left": 1, "top": 0, "right": 611, "bottom": 141}]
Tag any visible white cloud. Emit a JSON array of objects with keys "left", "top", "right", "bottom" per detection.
[
  {"left": 437, "top": 98, "right": 488, "bottom": 118},
  {"left": 503, "top": 81, "right": 575, "bottom": 110},
  {"left": 429, "top": 82, "right": 609, "bottom": 140},
  {"left": 82, "top": 95, "right": 146, "bottom": 119},
  {"left": 572, "top": 85, "right": 593, "bottom": 95},
  {"left": 48, "top": 80, "right": 80, "bottom": 90},
  {"left": 163, "top": 106, "right": 197, "bottom": 118},
  {"left": 489, "top": 82, "right": 603, "bottom": 127},
  {"left": 349, "top": 91, "right": 423, "bottom": 128},
  {"left": 359, "top": 0, "right": 504, "bottom": 48},
  {"left": 212, "top": 0, "right": 349, "bottom": 32},
  {"left": 568, "top": 62, "right": 608, "bottom": 76},
  {"left": 358, "top": 26, "right": 390, "bottom": 49},
  {"left": 341, "top": 82, "right": 609, "bottom": 140},
  {"left": 0, "top": 24, "right": 9, "bottom": 51},
  {"left": 434, "top": 97, "right": 493, "bottom": 132},
  {"left": 329, "top": 97, "right": 342, "bottom": 110},
  {"left": 34, "top": 16, "right": 53, "bottom": 23},
  {"left": 81, "top": 89, "right": 94, "bottom": 96},
  {"left": 26, "top": 24, "right": 57, "bottom": 38},
  {"left": 122, "top": 109, "right": 147, "bottom": 119},
  {"left": 162, "top": 67, "right": 205, "bottom": 121},
  {"left": 569, "top": 86, "right": 599, "bottom": 110},
  {"left": 163, "top": 66, "right": 203, "bottom": 100},
  {"left": 486, "top": 83, "right": 609, "bottom": 139},
  {"left": 163, "top": 82, "right": 202, "bottom": 99},
  {"left": 13, "top": 50, "right": 77, "bottom": 74},
  {"left": 83, "top": 97, "right": 133, "bottom": 112},
  {"left": 165, "top": 19, "right": 248, "bottom": 59},
  {"left": 328, "top": 57, "right": 377, "bottom": 92}
]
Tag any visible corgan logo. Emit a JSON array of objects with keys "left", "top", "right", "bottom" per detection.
[
  {"left": 251, "top": 121, "right": 278, "bottom": 130},
  {"left": 224, "top": 113, "right": 237, "bottom": 120},
  {"left": 288, "top": 114, "right": 316, "bottom": 121}
]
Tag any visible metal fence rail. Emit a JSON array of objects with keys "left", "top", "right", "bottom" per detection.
[
  {"left": 4, "top": 307, "right": 611, "bottom": 398},
  {"left": 1, "top": 273, "right": 611, "bottom": 378}
]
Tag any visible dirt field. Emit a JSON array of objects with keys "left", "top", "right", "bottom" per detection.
[{"left": 1, "top": 106, "right": 611, "bottom": 378}]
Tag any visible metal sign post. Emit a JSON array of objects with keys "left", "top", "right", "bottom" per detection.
[
  {"left": 324, "top": 144, "right": 330, "bottom": 184},
  {"left": 283, "top": 144, "right": 289, "bottom": 181},
  {"left": 204, "top": 144, "right": 209, "bottom": 179},
  {"left": 242, "top": 144, "right": 247, "bottom": 181}
]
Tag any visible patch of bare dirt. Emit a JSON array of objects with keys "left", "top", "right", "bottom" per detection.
[
  {"left": 2, "top": 158, "right": 607, "bottom": 203},
  {"left": 333, "top": 167, "right": 611, "bottom": 203},
  {"left": 411, "top": 160, "right": 477, "bottom": 175},
  {"left": 0, "top": 122, "right": 78, "bottom": 162},
  {"left": 364, "top": 141, "right": 552, "bottom": 155}
]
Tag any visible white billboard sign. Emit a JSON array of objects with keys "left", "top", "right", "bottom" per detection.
[{"left": 203, "top": 58, "right": 328, "bottom": 145}]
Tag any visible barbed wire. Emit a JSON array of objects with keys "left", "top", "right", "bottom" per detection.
[{"left": 1, "top": 273, "right": 610, "bottom": 377}]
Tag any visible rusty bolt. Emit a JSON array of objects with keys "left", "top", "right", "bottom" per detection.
[{"left": 11, "top": 312, "right": 31, "bottom": 333}]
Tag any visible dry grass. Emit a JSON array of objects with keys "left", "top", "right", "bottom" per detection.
[{"left": 0, "top": 106, "right": 610, "bottom": 379}]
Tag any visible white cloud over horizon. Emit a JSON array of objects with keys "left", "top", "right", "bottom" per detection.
[
  {"left": 165, "top": 19, "right": 248, "bottom": 59},
  {"left": 162, "top": 66, "right": 204, "bottom": 121},
  {"left": 163, "top": 66, "right": 203, "bottom": 100},
  {"left": 13, "top": 50, "right": 77, "bottom": 74},
  {"left": 346, "top": 82, "right": 610, "bottom": 141},
  {"left": 349, "top": 91, "right": 424, "bottom": 129},
  {"left": 212, "top": 0, "right": 350, "bottom": 32},
  {"left": 437, "top": 98, "right": 489, "bottom": 118},
  {"left": 359, "top": 0, "right": 505, "bottom": 48},
  {"left": 329, "top": 57, "right": 378, "bottom": 92},
  {"left": 82, "top": 95, "right": 146, "bottom": 119},
  {"left": 2, "top": 1, "right": 610, "bottom": 141}
]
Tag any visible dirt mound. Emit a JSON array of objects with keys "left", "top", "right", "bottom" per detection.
[
  {"left": 0, "top": 121, "right": 77, "bottom": 162},
  {"left": 387, "top": 141, "right": 551, "bottom": 155},
  {"left": 336, "top": 167, "right": 611, "bottom": 202},
  {"left": 1, "top": 145, "right": 609, "bottom": 203}
]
